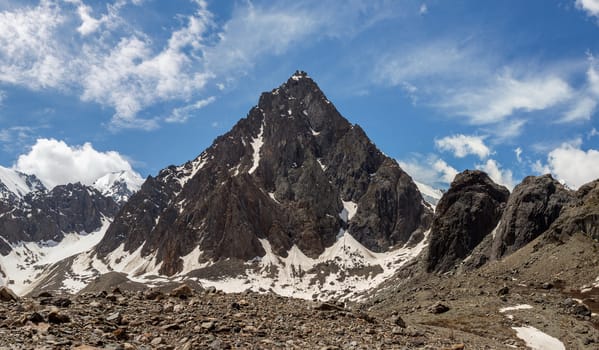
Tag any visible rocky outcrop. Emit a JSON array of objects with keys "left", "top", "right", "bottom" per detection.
[
  {"left": 491, "top": 175, "right": 574, "bottom": 260},
  {"left": 543, "top": 179, "right": 599, "bottom": 242},
  {"left": 97, "top": 71, "right": 432, "bottom": 275},
  {"left": 426, "top": 170, "right": 509, "bottom": 273},
  {"left": 0, "top": 183, "right": 119, "bottom": 254}
]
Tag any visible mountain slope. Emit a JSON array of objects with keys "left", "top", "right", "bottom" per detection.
[{"left": 38, "top": 71, "right": 430, "bottom": 299}]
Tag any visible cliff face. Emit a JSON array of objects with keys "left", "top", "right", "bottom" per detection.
[
  {"left": 491, "top": 175, "right": 574, "bottom": 260},
  {"left": 426, "top": 170, "right": 509, "bottom": 273},
  {"left": 96, "top": 71, "right": 432, "bottom": 275}
]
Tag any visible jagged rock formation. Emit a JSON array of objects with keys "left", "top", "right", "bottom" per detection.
[
  {"left": 426, "top": 170, "right": 509, "bottom": 273},
  {"left": 0, "top": 183, "right": 119, "bottom": 255},
  {"left": 543, "top": 179, "right": 599, "bottom": 242},
  {"left": 96, "top": 71, "right": 432, "bottom": 276},
  {"left": 491, "top": 174, "right": 574, "bottom": 260}
]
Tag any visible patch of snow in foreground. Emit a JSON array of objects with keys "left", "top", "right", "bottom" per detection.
[
  {"left": 248, "top": 124, "right": 264, "bottom": 174},
  {"left": 0, "top": 217, "right": 111, "bottom": 295},
  {"left": 512, "top": 326, "right": 565, "bottom": 350},
  {"left": 500, "top": 304, "right": 533, "bottom": 313}
]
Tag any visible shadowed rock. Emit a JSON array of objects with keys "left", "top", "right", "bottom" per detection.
[
  {"left": 491, "top": 174, "right": 574, "bottom": 260},
  {"left": 426, "top": 170, "right": 509, "bottom": 273}
]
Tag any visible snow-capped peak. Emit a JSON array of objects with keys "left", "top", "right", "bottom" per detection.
[
  {"left": 92, "top": 170, "right": 144, "bottom": 204},
  {"left": 0, "top": 166, "right": 46, "bottom": 201},
  {"left": 414, "top": 181, "right": 443, "bottom": 208}
]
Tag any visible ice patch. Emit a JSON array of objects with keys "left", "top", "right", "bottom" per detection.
[
  {"left": 339, "top": 200, "right": 358, "bottom": 223},
  {"left": 310, "top": 128, "right": 320, "bottom": 136},
  {"left": 512, "top": 326, "right": 565, "bottom": 350},
  {"left": 268, "top": 192, "right": 279, "bottom": 203},
  {"left": 249, "top": 124, "right": 264, "bottom": 174},
  {"left": 317, "top": 158, "right": 326, "bottom": 171},
  {"left": 500, "top": 304, "right": 533, "bottom": 313}
]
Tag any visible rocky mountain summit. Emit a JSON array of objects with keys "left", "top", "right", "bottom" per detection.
[{"left": 61, "top": 70, "right": 434, "bottom": 299}]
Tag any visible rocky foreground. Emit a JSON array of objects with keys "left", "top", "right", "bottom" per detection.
[{"left": 0, "top": 283, "right": 508, "bottom": 350}]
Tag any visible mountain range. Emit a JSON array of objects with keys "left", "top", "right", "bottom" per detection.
[{"left": 0, "top": 72, "right": 597, "bottom": 311}]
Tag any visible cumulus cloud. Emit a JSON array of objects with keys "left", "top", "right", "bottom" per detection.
[
  {"left": 435, "top": 134, "right": 491, "bottom": 159},
  {"left": 534, "top": 140, "right": 599, "bottom": 189},
  {"left": 398, "top": 155, "right": 458, "bottom": 187},
  {"left": 476, "top": 158, "right": 515, "bottom": 190},
  {"left": 576, "top": 0, "right": 599, "bottom": 17},
  {"left": 14, "top": 138, "right": 139, "bottom": 188}
]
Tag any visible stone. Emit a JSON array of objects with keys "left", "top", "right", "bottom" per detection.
[
  {"left": 393, "top": 316, "right": 406, "bottom": 328},
  {"left": 170, "top": 284, "right": 193, "bottom": 299},
  {"left": 112, "top": 328, "right": 128, "bottom": 340},
  {"left": 497, "top": 286, "right": 509, "bottom": 296},
  {"left": 48, "top": 311, "right": 70, "bottom": 324},
  {"left": 0, "top": 286, "right": 18, "bottom": 302},
  {"left": 106, "top": 311, "right": 122, "bottom": 324},
  {"left": 429, "top": 302, "right": 450, "bottom": 314},
  {"left": 52, "top": 298, "right": 72, "bottom": 307},
  {"left": 29, "top": 312, "right": 45, "bottom": 324}
]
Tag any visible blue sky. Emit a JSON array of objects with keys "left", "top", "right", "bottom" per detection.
[{"left": 1, "top": 0, "right": 599, "bottom": 190}]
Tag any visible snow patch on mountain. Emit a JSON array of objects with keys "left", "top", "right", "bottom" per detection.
[
  {"left": 179, "top": 229, "right": 430, "bottom": 301},
  {"left": 0, "top": 217, "right": 111, "bottom": 295},
  {"left": 512, "top": 326, "right": 565, "bottom": 350},
  {"left": 339, "top": 200, "right": 358, "bottom": 222},
  {"left": 414, "top": 181, "right": 443, "bottom": 208},
  {"left": 0, "top": 166, "right": 45, "bottom": 200},
  {"left": 93, "top": 170, "right": 144, "bottom": 204},
  {"left": 249, "top": 124, "right": 264, "bottom": 174}
]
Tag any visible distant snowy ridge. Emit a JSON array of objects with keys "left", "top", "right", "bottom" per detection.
[
  {"left": 92, "top": 170, "right": 144, "bottom": 204},
  {"left": 0, "top": 166, "right": 46, "bottom": 201},
  {"left": 414, "top": 181, "right": 443, "bottom": 208}
]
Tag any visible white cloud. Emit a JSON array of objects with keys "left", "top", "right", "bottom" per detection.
[
  {"left": 166, "top": 96, "right": 216, "bottom": 123},
  {"left": 589, "top": 127, "right": 599, "bottom": 138},
  {"left": 398, "top": 155, "right": 458, "bottom": 187},
  {"left": 446, "top": 73, "right": 572, "bottom": 124},
  {"left": 435, "top": 134, "right": 491, "bottom": 159},
  {"left": 433, "top": 159, "right": 459, "bottom": 183},
  {"left": 376, "top": 40, "right": 574, "bottom": 125},
  {"left": 477, "top": 158, "right": 515, "bottom": 190},
  {"left": 576, "top": 0, "right": 599, "bottom": 17},
  {"left": 561, "top": 64, "right": 599, "bottom": 122},
  {"left": 515, "top": 147, "right": 523, "bottom": 163},
  {"left": 80, "top": 0, "right": 215, "bottom": 130},
  {"left": 534, "top": 140, "right": 599, "bottom": 189},
  {"left": 419, "top": 4, "right": 428, "bottom": 15},
  {"left": 0, "top": 0, "right": 68, "bottom": 89},
  {"left": 14, "top": 138, "right": 139, "bottom": 188},
  {"left": 486, "top": 119, "right": 527, "bottom": 142}
]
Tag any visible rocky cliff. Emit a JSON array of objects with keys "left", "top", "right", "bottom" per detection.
[
  {"left": 426, "top": 170, "right": 509, "bottom": 273},
  {"left": 96, "top": 71, "right": 433, "bottom": 276}
]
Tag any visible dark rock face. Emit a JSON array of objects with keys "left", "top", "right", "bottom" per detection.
[
  {"left": 0, "top": 183, "right": 119, "bottom": 255},
  {"left": 491, "top": 175, "right": 574, "bottom": 260},
  {"left": 97, "top": 71, "right": 432, "bottom": 275},
  {"left": 543, "top": 179, "right": 599, "bottom": 242},
  {"left": 426, "top": 170, "right": 509, "bottom": 273}
]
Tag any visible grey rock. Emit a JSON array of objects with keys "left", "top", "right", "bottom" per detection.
[
  {"left": 426, "top": 170, "right": 509, "bottom": 273},
  {"left": 95, "top": 71, "right": 432, "bottom": 275},
  {"left": 491, "top": 175, "right": 573, "bottom": 260}
]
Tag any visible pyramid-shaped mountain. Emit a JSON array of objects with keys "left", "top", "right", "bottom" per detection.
[{"left": 96, "top": 71, "right": 433, "bottom": 276}]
